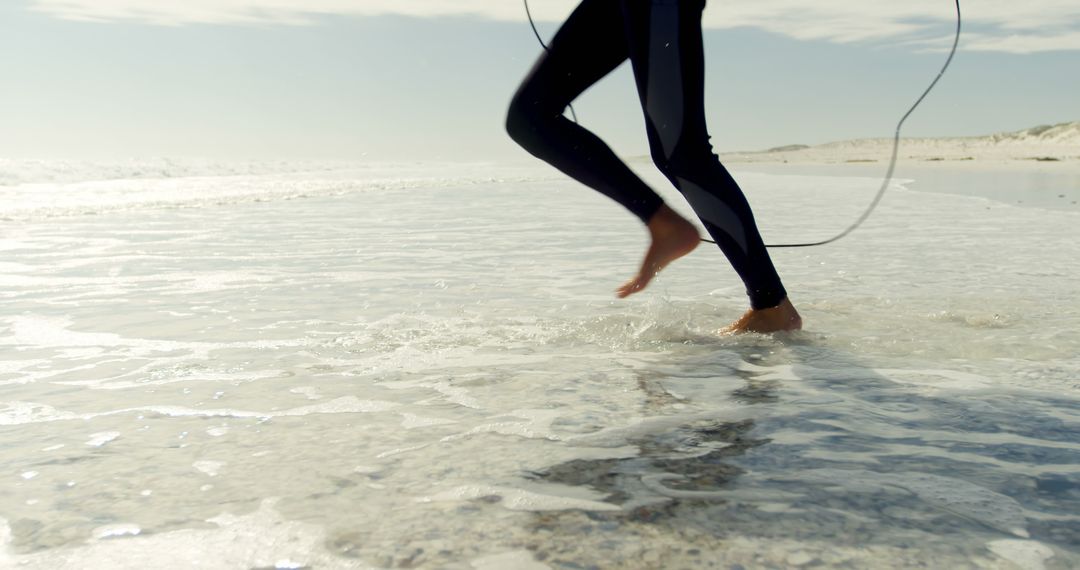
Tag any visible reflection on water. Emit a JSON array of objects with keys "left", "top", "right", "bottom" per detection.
[{"left": 505, "top": 337, "right": 1079, "bottom": 569}]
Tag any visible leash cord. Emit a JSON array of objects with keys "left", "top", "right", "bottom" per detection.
[{"left": 761, "top": 0, "right": 962, "bottom": 248}]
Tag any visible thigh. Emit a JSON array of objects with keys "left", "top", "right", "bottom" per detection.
[
  {"left": 622, "top": 0, "right": 710, "bottom": 160},
  {"left": 513, "top": 0, "right": 633, "bottom": 114}
]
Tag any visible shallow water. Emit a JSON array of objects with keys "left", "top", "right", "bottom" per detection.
[{"left": 1, "top": 160, "right": 1078, "bottom": 569}]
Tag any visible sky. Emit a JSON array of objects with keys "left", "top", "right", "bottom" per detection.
[{"left": 1, "top": 0, "right": 1078, "bottom": 161}]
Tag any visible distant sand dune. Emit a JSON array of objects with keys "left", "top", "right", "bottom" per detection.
[{"left": 719, "top": 121, "right": 1080, "bottom": 164}]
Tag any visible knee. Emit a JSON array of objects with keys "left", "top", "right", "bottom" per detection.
[
  {"left": 653, "top": 143, "right": 719, "bottom": 184},
  {"left": 650, "top": 147, "right": 676, "bottom": 179},
  {"left": 505, "top": 93, "right": 541, "bottom": 150}
]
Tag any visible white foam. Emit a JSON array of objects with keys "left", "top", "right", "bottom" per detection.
[
  {"left": 874, "top": 367, "right": 993, "bottom": 391},
  {"left": 288, "top": 386, "right": 322, "bottom": 400},
  {"left": 92, "top": 525, "right": 141, "bottom": 539},
  {"left": 0, "top": 499, "right": 352, "bottom": 569},
  {"left": 85, "top": 432, "right": 120, "bottom": 447},
  {"left": 0, "top": 157, "right": 354, "bottom": 186},
  {"left": 0, "top": 518, "right": 12, "bottom": 568},
  {"left": 442, "top": 409, "right": 563, "bottom": 442},
  {"left": 1, "top": 315, "right": 310, "bottom": 389},
  {"left": 5, "top": 315, "right": 306, "bottom": 354},
  {"left": 564, "top": 406, "right": 762, "bottom": 448},
  {"left": 987, "top": 539, "right": 1055, "bottom": 570},
  {"left": 0, "top": 358, "right": 50, "bottom": 385},
  {"left": 375, "top": 444, "right": 430, "bottom": 459},
  {"left": 378, "top": 376, "right": 486, "bottom": 409},
  {"left": 399, "top": 413, "right": 456, "bottom": 429},
  {"left": 0, "top": 402, "right": 80, "bottom": 426},
  {"left": 84, "top": 369, "right": 285, "bottom": 391},
  {"left": 0, "top": 396, "right": 399, "bottom": 426},
  {"left": 0, "top": 160, "right": 553, "bottom": 221},
  {"left": 278, "top": 397, "right": 399, "bottom": 416},
  {"left": 193, "top": 461, "right": 224, "bottom": 477}
]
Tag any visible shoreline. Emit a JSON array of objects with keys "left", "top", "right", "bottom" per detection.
[
  {"left": 722, "top": 154, "right": 1080, "bottom": 168},
  {"left": 722, "top": 161, "right": 1080, "bottom": 213},
  {"left": 624, "top": 150, "right": 1080, "bottom": 174},
  {"left": 719, "top": 152, "right": 1080, "bottom": 168}
]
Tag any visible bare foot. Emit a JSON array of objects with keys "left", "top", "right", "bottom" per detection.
[
  {"left": 616, "top": 205, "right": 700, "bottom": 298},
  {"left": 721, "top": 297, "right": 803, "bottom": 334}
]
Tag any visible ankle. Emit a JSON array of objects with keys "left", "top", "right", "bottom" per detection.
[{"left": 648, "top": 205, "right": 695, "bottom": 236}]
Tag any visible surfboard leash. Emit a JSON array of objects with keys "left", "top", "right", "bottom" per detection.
[
  {"left": 523, "top": 0, "right": 578, "bottom": 124},
  {"left": 522, "top": 0, "right": 963, "bottom": 248},
  {"left": 761, "top": 0, "right": 962, "bottom": 248}
]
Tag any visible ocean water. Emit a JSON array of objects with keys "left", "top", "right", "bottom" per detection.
[{"left": 1, "top": 159, "right": 1078, "bottom": 569}]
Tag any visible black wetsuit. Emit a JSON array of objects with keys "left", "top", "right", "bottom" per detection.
[{"left": 506, "top": 0, "right": 787, "bottom": 310}]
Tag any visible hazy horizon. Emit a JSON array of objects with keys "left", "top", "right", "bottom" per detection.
[{"left": 1, "top": 0, "right": 1078, "bottom": 162}]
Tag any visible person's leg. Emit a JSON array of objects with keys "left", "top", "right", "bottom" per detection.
[
  {"left": 621, "top": 0, "right": 800, "bottom": 331},
  {"left": 506, "top": 0, "right": 670, "bottom": 224}
]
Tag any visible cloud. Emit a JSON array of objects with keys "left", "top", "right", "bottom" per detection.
[
  {"left": 711, "top": 0, "right": 1080, "bottom": 53},
  {"left": 27, "top": 0, "right": 1080, "bottom": 54},
  {"left": 959, "top": 30, "right": 1080, "bottom": 54}
]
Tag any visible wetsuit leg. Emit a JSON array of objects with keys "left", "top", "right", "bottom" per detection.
[
  {"left": 506, "top": 0, "right": 665, "bottom": 223},
  {"left": 621, "top": 0, "right": 788, "bottom": 309}
]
